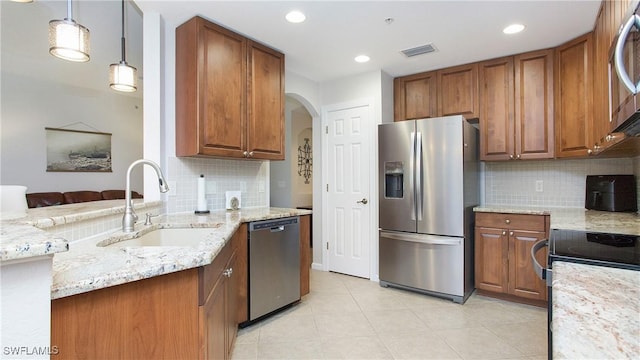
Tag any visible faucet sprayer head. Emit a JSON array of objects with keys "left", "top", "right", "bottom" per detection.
[{"left": 159, "top": 179, "right": 169, "bottom": 193}]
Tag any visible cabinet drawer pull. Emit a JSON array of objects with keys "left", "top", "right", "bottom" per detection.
[{"left": 505, "top": 219, "right": 511, "bottom": 224}]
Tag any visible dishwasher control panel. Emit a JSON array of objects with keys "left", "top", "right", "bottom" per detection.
[{"left": 249, "top": 217, "right": 298, "bottom": 231}]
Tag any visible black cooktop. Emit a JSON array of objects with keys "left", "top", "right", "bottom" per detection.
[{"left": 549, "top": 229, "right": 640, "bottom": 271}]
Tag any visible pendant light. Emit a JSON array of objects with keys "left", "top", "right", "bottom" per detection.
[
  {"left": 109, "top": 0, "right": 137, "bottom": 92},
  {"left": 48, "top": 0, "right": 90, "bottom": 62}
]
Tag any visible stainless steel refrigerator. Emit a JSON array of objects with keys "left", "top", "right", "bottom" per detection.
[{"left": 378, "top": 115, "right": 478, "bottom": 304}]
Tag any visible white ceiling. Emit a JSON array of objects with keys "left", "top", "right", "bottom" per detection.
[{"left": 136, "top": 0, "right": 602, "bottom": 82}]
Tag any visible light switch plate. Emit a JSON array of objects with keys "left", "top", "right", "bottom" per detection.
[
  {"left": 206, "top": 181, "right": 216, "bottom": 195},
  {"left": 535, "top": 180, "right": 543, "bottom": 192},
  {"left": 167, "top": 181, "right": 177, "bottom": 196}
]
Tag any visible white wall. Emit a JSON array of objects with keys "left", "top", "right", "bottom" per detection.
[
  {"left": 1, "top": 74, "right": 144, "bottom": 193},
  {"left": 1, "top": 257, "right": 53, "bottom": 360},
  {"left": 0, "top": 0, "right": 144, "bottom": 194},
  {"left": 270, "top": 100, "right": 313, "bottom": 208},
  {"left": 269, "top": 99, "right": 295, "bottom": 208}
]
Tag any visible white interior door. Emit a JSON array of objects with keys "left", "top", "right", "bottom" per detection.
[{"left": 324, "top": 103, "right": 371, "bottom": 278}]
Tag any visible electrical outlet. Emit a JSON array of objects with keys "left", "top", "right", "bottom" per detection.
[
  {"left": 167, "top": 181, "right": 177, "bottom": 196},
  {"left": 206, "top": 181, "right": 216, "bottom": 195},
  {"left": 535, "top": 180, "right": 543, "bottom": 192}
]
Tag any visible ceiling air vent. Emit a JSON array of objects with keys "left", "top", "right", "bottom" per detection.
[{"left": 401, "top": 43, "right": 437, "bottom": 58}]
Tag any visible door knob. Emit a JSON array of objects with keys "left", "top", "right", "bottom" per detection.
[{"left": 357, "top": 198, "right": 368, "bottom": 204}]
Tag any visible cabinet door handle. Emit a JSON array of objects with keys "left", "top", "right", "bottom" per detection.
[
  {"left": 249, "top": 151, "right": 254, "bottom": 157},
  {"left": 509, "top": 154, "right": 514, "bottom": 160},
  {"left": 223, "top": 268, "right": 233, "bottom": 277},
  {"left": 502, "top": 231, "right": 507, "bottom": 236},
  {"left": 515, "top": 154, "right": 521, "bottom": 160},
  {"left": 243, "top": 151, "right": 249, "bottom": 157},
  {"left": 509, "top": 231, "right": 514, "bottom": 236}
]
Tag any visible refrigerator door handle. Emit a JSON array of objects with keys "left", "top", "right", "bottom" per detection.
[
  {"left": 415, "top": 132, "right": 423, "bottom": 221},
  {"left": 410, "top": 131, "right": 416, "bottom": 221},
  {"left": 380, "top": 231, "right": 461, "bottom": 246}
]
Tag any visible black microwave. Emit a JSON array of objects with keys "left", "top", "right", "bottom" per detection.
[{"left": 610, "top": 2, "right": 640, "bottom": 137}]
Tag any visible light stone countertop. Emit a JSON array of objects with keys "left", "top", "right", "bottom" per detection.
[
  {"left": 0, "top": 200, "right": 160, "bottom": 262},
  {"left": 551, "top": 261, "right": 640, "bottom": 359},
  {"left": 50, "top": 207, "right": 311, "bottom": 299},
  {"left": 473, "top": 206, "right": 640, "bottom": 235}
]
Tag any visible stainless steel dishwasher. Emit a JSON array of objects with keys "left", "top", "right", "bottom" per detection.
[{"left": 247, "top": 216, "right": 300, "bottom": 323}]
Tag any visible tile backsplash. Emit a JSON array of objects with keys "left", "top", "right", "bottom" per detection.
[
  {"left": 166, "top": 157, "right": 269, "bottom": 213},
  {"left": 484, "top": 157, "right": 636, "bottom": 208}
]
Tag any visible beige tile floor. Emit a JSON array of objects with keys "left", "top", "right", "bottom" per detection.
[{"left": 231, "top": 270, "right": 548, "bottom": 360}]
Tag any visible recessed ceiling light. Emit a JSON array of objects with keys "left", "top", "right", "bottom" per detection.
[
  {"left": 354, "top": 55, "right": 370, "bottom": 63},
  {"left": 503, "top": 24, "right": 525, "bottom": 34},
  {"left": 286, "top": 10, "right": 306, "bottom": 23}
]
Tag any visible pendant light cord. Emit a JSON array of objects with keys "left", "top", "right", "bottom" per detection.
[
  {"left": 120, "top": 0, "right": 126, "bottom": 63},
  {"left": 66, "top": 0, "right": 72, "bottom": 20}
]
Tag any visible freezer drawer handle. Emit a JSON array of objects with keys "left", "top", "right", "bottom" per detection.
[
  {"left": 381, "top": 232, "right": 461, "bottom": 246},
  {"left": 531, "top": 239, "right": 552, "bottom": 287}
]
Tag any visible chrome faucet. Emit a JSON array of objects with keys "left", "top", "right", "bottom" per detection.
[{"left": 123, "top": 159, "right": 169, "bottom": 232}]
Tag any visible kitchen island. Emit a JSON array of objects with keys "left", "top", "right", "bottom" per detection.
[
  {"left": 1, "top": 200, "right": 311, "bottom": 359},
  {"left": 49, "top": 207, "right": 310, "bottom": 299}
]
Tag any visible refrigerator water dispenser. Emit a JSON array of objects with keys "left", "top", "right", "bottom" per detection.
[{"left": 384, "top": 161, "right": 404, "bottom": 198}]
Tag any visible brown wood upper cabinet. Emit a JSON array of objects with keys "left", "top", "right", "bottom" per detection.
[
  {"left": 437, "top": 63, "right": 479, "bottom": 120},
  {"left": 176, "top": 16, "right": 285, "bottom": 160},
  {"left": 394, "top": 63, "right": 478, "bottom": 121},
  {"left": 393, "top": 71, "right": 438, "bottom": 121},
  {"left": 554, "top": 33, "right": 594, "bottom": 158},
  {"left": 479, "top": 50, "right": 554, "bottom": 161}
]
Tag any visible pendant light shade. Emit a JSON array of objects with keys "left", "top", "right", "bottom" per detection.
[
  {"left": 109, "top": 62, "right": 137, "bottom": 92},
  {"left": 109, "top": 0, "right": 137, "bottom": 92},
  {"left": 48, "top": 0, "right": 90, "bottom": 62}
]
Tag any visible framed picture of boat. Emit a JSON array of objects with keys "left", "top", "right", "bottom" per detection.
[{"left": 45, "top": 127, "right": 112, "bottom": 172}]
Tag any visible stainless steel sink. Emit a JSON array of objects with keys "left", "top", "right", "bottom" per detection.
[{"left": 99, "top": 228, "right": 215, "bottom": 247}]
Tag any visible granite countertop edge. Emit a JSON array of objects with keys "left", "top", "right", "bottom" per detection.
[
  {"left": 51, "top": 207, "right": 312, "bottom": 300},
  {"left": 0, "top": 200, "right": 163, "bottom": 263},
  {"left": 473, "top": 206, "right": 640, "bottom": 235}
]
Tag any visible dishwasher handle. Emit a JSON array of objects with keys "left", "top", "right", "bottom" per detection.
[{"left": 249, "top": 216, "right": 299, "bottom": 232}]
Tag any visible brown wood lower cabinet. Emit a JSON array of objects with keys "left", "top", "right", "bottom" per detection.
[
  {"left": 474, "top": 212, "right": 549, "bottom": 306},
  {"left": 51, "top": 219, "right": 310, "bottom": 359}
]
